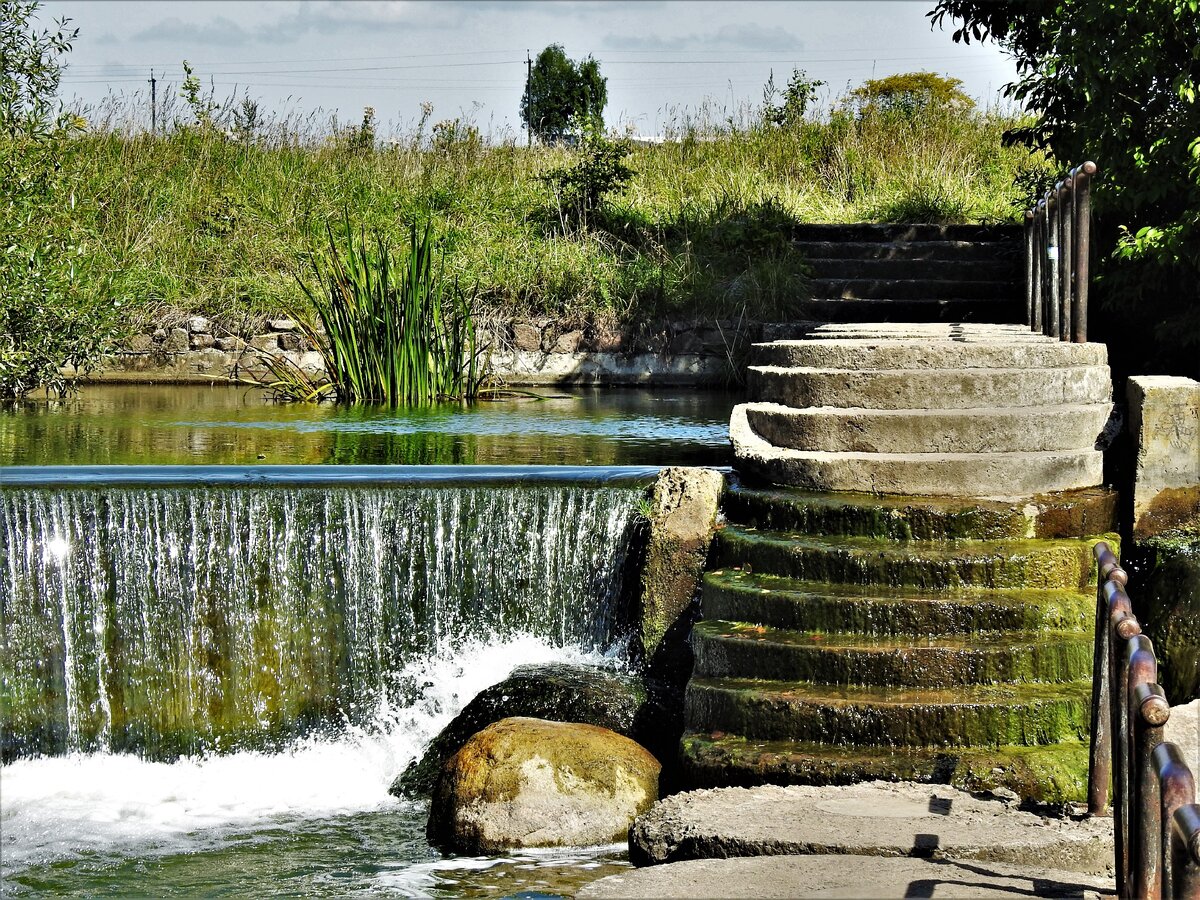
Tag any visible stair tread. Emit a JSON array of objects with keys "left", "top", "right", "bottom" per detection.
[
  {"left": 720, "top": 525, "right": 1097, "bottom": 552},
  {"left": 694, "top": 619, "right": 1090, "bottom": 651},
  {"left": 689, "top": 675, "right": 1091, "bottom": 706},
  {"left": 742, "top": 400, "right": 1111, "bottom": 417},
  {"left": 704, "top": 569, "right": 1093, "bottom": 605}
]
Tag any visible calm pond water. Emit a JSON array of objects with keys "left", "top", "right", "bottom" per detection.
[{"left": 0, "top": 384, "right": 736, "bottom": 468}]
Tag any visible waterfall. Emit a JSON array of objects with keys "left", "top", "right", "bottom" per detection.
[{"left": 0, "top": 478, "right": 644, "bottom": 761}]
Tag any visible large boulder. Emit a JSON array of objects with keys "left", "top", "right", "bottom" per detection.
[
  {"left": 427, "top": 716, "right": 661, "bottom": 854},
  {"left": 391, "top": 663, "right": 678, "bottom": 798}
]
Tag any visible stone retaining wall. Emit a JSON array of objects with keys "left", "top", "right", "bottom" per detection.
[
  {"left": 87, "top": 317, "right": 811, "bottom": 387},
  {"left": 1127, "top": 375, "right": 1200, "bottom": 538}
]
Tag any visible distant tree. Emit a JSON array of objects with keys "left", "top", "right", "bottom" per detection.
[
  {"left": 520, "top": 44, "right": 607, "bottom": 144},
  {"left": 849, "top": 71, "right": 974, "bottom": 116}
]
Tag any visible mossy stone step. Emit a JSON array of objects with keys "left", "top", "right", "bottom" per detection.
[
  {"left": 722, "top": 484, "right": 1117, "bottom": 541},
  {"left": 678, "top": 732, "right": 1090, "bottom": 803},
  {"left": 685, "top": 676, "right": 1091, "bottom": 748},
  {"left": 702, "top": 570, "right": 1094, "bottom": 636},
  {"left": 692, "top": 620, "right": 1093, "bottom": 687},
  {"left": 713, "top": 527, "right": 1101, "bottom": 591}
]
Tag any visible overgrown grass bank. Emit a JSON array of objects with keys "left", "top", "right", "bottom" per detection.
[{"left": 66, "top": 102, "right": 1047, "bottom": 334}]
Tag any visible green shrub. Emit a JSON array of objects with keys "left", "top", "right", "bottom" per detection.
[{"left": 295, "top": 216, "right": 487, "bottom": 405}]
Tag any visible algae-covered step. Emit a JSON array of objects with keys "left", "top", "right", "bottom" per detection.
[
  {"left": 701, "top": 570, "right": 1095, "bottom": 635},
  {"left": 721, "top": 485, "right": 1117, "bottom": 541},
  {"left": 677, "top": 734, "right": 1092, "bottom": 805},
  {"left": 691, "top": 620, "right": 1093, "bottom": 687},
  {"left": 684, "top": 676, "right": 1092, "bottom": 748},
  {"left": 712, "top": 527, "right": 1106, "bottom": 591}
]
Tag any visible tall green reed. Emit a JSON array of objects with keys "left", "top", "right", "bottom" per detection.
[{"left": 296, "top": 216, "right": 487, "bottom": 404}]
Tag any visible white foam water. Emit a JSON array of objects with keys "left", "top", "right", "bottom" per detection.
[{"left": 0, "top": 635, "right": 618, "bottom": 877}]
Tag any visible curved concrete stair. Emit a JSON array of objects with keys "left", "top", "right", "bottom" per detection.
[
  {"left": 685, "top": 676, "right": 1091, "bottom": 747},
  {"left": 721, "top": 484, "right": 1116, "bottom": 541},
  {"left": 701, "top": 571, "right": 1095, "bottom": 636},
  {"left": 678, "top": 732, "right": 1091, "bottom": 801},
  {"left": 747, "top": 365, "right": 1112, "bottom": 410},
  {"left": 743, "top": 402, "right": 1111, "bottom": 454},
  {"left": 692, "top": 621, "right": 1093, "bottom": 686},
  {"left": 732, "top": 408, "right": 1103, "bottom": 498},
  {"left": 714, "top": 527, "right": 1097, "bottom": 591},
  {"left": 750, "top": 339, "right": 1107, "bottom": 370}
]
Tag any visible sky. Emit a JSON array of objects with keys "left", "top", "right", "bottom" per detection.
[{"left": 43, "top": 1, "right": 1019, "bottom": 139}]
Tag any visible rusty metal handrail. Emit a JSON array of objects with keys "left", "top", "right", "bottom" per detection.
[
  {"left": 1090, "top": 541, "right": 1200, "bottom": 898},
  {"left": 1024, "top": 161, "right": 1097, "bottom": 343}
]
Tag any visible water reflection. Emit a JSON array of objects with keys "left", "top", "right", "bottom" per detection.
[{"left": 0, "top": 385, "right": 736, "bottom": 467}]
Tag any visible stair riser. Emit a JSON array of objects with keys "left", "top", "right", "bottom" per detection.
[
  {"left": 701, "top": 580, "right": 1094, "bottom": 635},
  {"left": 794, "top": 241, "right": 1018, "bottom": 263},
  {"left": 692, "top": 631, "right": 1093, "bottom": 686},
  {"left": 809, "top": 279, "right": 1013, "bottom": 301},
  {"left": 713, "top": 531, "right": 1095, "bottom": 591},
  {"left": 722, "top": 486, "right": 1117, "bottom": 541},
  {"left": 749, "top": 340, "right": 1108, "bottom": 371},
  {"left": 744, "top": 404, "right": 1112, "bottom": 454},
  {"left": 685, "top": 682, "right": 1090, "bottom": 747},
  {"left": 678, "top": 733, "right": 1091, "bottom": 804},
  {"left": 792, "top": 224, "right": 1020, "bottom": 243},
  {"left": 806, "top": 259, "right": 1018, "bottom": 280},
  {"left": 733, "top": 444, "right": 1105, "bottom": 499},
  {"left": 748, "top": 366, "right": 1113, "bottom": 410}
]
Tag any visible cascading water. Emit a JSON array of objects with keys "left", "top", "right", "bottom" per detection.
[{"left": 0, "top": 473, "right": 647, "bottom": 893}]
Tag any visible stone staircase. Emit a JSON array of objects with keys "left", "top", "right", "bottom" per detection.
[
  {"left": 794, "top": 224, "right": 1021, "bottom": 323},
  {"left": 681, "top": 323, "right": 1118, "bottom": 802}
]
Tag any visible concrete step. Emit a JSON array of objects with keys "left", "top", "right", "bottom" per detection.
[
  {"left": 620, "top": 781, "right": 1110, "bottom": 869},
  {"left": 793, "top": 297, "right": 1023, "bottom": 324},
  {"left": 795, "top": 239, "right": 1018, "bottom": 263},
  {"left": 721, "top": 484, "right": 1117, "bottom": 541},
  {"left": 712, "top": 527, "right": 1098, "bottom": 591},
  {"left": 685, "top": 675, "right": 1091, "bottom": 747},
  {"left": 792, "top": 223, "right": 1020, "bottom": 243},
  {"left": 805, "top": 257, "right": 1018, "bottom": 280},
  {"left": 746, "top": 365, "right": 1111, "bottom": 410},
  {"left": 742, "top": 402, "right": 1112, "bottom": 454},
  {"left": 701, "top": 570, "right": 1095, "bottom": 635},
  {"left": 799, "top": 322, "right": 1039, "bottom": 338},
  {"left": 749, "top": 338, "right": 1107, "bottom": 370},
  {"left": 693, "top": 620, "right": 1092, "bottom": 686},
  {"left": 809, "top": 278, "right": 1013, "bottom": 301}
]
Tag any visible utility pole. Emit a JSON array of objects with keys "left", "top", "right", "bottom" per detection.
[
  {"left": 148, "top": 69, "right": 157, "bottom": 134},
  {"left": 525, "top": 50, "right": 533, "bottom": 148}
]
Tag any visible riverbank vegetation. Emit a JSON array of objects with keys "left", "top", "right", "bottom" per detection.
[{"left": 60, "top": 82, "right": 1042, "bottom": 336}]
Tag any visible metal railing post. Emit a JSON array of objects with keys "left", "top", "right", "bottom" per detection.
[
  {"left": 1047, "top": 188, "right": 1061, "bottom": 339},
  {"left": 1090, "top": 541, "right": 1126, "bottom": 816},
  {"left": 1173, "top": 804, "right": 1200, "bottom": 899},
  {"left": 1033, "top": 202, "right": 1046, "bottom": 333},
  {"left": 1133, "top": 680, "right": 1170, "bottom": 898},
  {"left": 1157, "top": 744, "right": 1197, "bottom": 899},
  {"left": 1111, "top": 585, "right": 1142, "bottom": 898},
  {"left": 1024, "top": 210, "right": 1035, "bottom": 328},
  {"left": 1060, "top": 179, "right": 1073, "bottom": 342},
  {"left": 1072, "top": 161, "right": 1097, "bottom": 343}
]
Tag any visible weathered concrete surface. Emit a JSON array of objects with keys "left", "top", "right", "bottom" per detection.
[
  {"left": 1137, "top": 545, "right": 1200, "bottom": 701},
  {"left": 577, "top": 854, "right": 1113, "bottom": 899},
  {"left": 751, "top": 338, "right": 1108, "bottom": 371},
  {"left": 1127, "top": 376, "right": 1200, "bottom": 538},
  {"left": 748, "top": 365, "right": 1112, "bottom": 411},
  {"left": 743, "top": 402, "right": 1112, "bottom": 454},
  {"left": 625, "top": 781, "right": 1112, "bottom": 874},
  {"left": 732, "top": 406, "right": 1104, "bottom": 499},
  {"left": 427, "top": 717, "right": 660, "bottom": 854},
  {"left": 637, "top": 466, "right": 724, "bottom": 660}
]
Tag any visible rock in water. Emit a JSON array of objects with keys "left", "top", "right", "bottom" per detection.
[
  {"left": 427, "top": 717, "right": 661, "bottom": 854},
  {"left": 391, "top": 663, "right": 679, "bottom": 798}
]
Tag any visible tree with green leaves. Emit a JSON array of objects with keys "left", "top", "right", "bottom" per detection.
[
  {"left": 763, "top": 68, "right": 825, "bottom": 127},
  {"left": 1, "top": 0, "right": 119, "bottom": 397},
  {"left": 520, "top": 44, "right": 607, "bottom": 144},
  {"left": 929, "top": 0, "right": 1200, "bottom": 376},
  {"left": 849, "top": 71, "right": 974, "bottom": 116}
]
